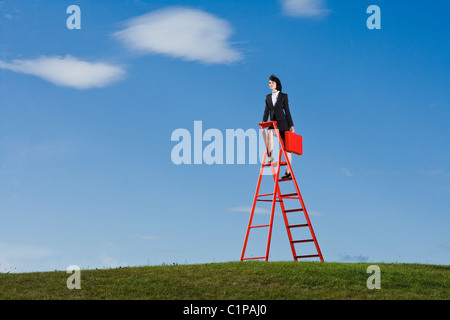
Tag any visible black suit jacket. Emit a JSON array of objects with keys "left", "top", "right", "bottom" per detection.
[{"left": 262, "top": 92, "right": 294, "bottom": 132}]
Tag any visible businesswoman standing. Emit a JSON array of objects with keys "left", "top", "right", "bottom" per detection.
[{"left": 262, "top": 74, "right": 295, "bottom": 179}]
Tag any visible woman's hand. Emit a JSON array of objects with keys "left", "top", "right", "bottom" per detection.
[{"left": 290, "top": 126, "right": 295, "bottom": 133}]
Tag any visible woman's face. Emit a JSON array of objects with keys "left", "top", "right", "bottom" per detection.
[{"left": 269, "top": 80, "right": 277, "bottom": 91}]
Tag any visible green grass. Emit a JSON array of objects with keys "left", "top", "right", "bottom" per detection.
[{"left": 0, "top": 261, "right": 448, "bottom": 300}]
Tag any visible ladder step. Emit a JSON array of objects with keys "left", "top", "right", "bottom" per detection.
[
  {"left": 295, "top": 254, "right": 320, "bottom": 259},
  {"left": 257, "top": 192, "right": 274, "bottom": 197},
  {"left": 262, "top": 162, "right": 287, "bottom": 167},
  {"left": 288, "top": 223, "right": 309, "bottom": 228},
  {"left": 242, "top": 256, "right": 266, "bottom": 260},
  {"left": 278, "top": 177, "right": 292, "bottom": 182},
  {"left": 250, "top": 224, "right": 270, "bottom": 229},
  {"left": 291, "top": 239, "right": 314, "bottom": 244},
  {"left": 284, "top": 208, "right": 303, "bottom": 213},
  {"left": 280, "top": 193, "right": 299, "bottom": 199},
  {"left": 257, "top": 199, "right": 281, "bottom": 202}
]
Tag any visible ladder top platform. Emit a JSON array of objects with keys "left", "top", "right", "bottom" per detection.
[{"left": 258, "top": 121, "right": 278, "bottom": 129}]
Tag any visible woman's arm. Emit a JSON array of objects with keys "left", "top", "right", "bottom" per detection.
[
  {"left": 262, "top": 98, "right": 270, "bottom": 122},
  {"left": 283, "top": 94, "right": 294, "bottom": 130}
]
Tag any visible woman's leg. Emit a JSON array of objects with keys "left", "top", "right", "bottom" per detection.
[
  {"left": 286, "top": 152, "right": 292, "bottom": 174},
  {"left": 280, "top": 131, "right": 292, "bottom": 177},
  {"left": 266, "top": 129, "right": 274, "bottom": 160}
]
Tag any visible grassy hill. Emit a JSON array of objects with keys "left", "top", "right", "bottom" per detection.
[{"left": 0, "top": 261, "right": 448, "bottom": 300}]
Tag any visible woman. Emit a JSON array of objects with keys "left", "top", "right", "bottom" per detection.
[{"left": 262, "top": 74, "right": 295, "bottom": 179}]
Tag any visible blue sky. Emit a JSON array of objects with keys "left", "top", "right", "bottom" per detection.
[{"left": 0, "top": 0, "right": 449, "bottom": 272}]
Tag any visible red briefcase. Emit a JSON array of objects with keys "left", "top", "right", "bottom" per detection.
[{"left": 284, "top": 131, "right": 303, "bottom": 155}]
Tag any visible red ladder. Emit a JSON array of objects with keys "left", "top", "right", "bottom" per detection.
[{"left": 240, "top": 121, "right": 324, "bottom": 262}]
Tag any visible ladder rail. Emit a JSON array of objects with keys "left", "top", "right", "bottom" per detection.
[
  {"left": 264, "top": 148, "right": 283, "bottom": 261},
  {"left": 276, "top": 123, "right": 324, "bottom": 262},
  {"left": 240, "top": 152, "right": 267, "bottom": 261},
  {"left": 268, "top": 161, "right": 299, "bottom": 261}
]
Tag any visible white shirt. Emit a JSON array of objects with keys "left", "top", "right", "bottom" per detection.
[{"left": 271, "top": 91, "right": 280, "bottom": 107}]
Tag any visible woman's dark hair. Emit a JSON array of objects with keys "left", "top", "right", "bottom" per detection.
[{"left": 269, "top": 74, "right": 282, "bottom": 91}]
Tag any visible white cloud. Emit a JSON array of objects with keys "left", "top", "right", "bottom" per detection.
[
  {"left": 417, "top": 169, "right": 450, "bottom": 179},
  {"left": 0, "top": 55, "right": 125, "bottom": 89},
  {"left": 113, "top": 7, "right": 242, "bottom": 64},
  {"left": 133, "top": 234, "right": 161, "bottom": 240},
  {"left": 341, "top": 168, "right": 354, "bottom": 177},
  {"left": 280, "top": 0, "right": 330, "bottom": 17},
  {"left": 339, "top": 254, "right": 369, "bottom": 262},
  {"left": 0, "top": 139, "right": 77, "bottom": 167},
  {"left": 0, "top": 242, "right": 53, "bottom": 273}
]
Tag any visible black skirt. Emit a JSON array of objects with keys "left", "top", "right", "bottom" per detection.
[{"left": 268, "top": 127, "right": 286, "bottom": 145}]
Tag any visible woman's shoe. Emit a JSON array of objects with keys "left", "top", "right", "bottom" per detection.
[{"left": 281, "top": 172, "right": 291, "bottom": 179}]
